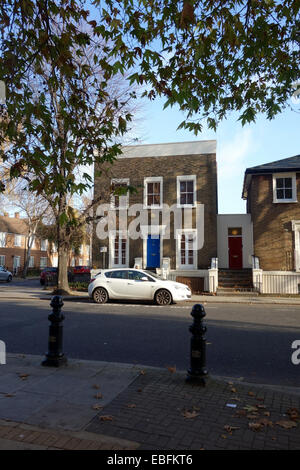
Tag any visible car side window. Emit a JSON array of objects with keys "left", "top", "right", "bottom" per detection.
[
  {"left": 110, "top": 270, "right": 128, "bottom": 279},
  {"left": 104, "top": 271, "right": 113, "bottom": 278},
  {"left": 128, "top": 271, "right": 153, "bottom": 281}
]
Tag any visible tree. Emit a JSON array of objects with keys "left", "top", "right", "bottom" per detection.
[
  {"left": 0, "top": 0, "right": 139, "bottom": 293},
  {"left": 98, "top": 0, "right": 299, "bottom": 132}
]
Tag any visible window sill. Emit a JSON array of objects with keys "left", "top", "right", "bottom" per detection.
[{"left": 273, "top": 199, "right": 298, "bottom": 204}]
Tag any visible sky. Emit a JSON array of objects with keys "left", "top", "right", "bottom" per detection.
[{"left": 138, "top": 97, "right": 299, "bottom": 215}]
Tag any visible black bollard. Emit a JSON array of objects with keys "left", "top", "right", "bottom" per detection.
[
  {"left": 42, "top": 295, "right": 67, "bottom": 367},
  {"left": 186, "top": 304, "right": 208, "bottom": 385}
]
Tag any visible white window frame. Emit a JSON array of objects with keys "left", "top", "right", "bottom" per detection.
[
  {"left": 14, "top": 234, "right": 22, "bottom": 247},
  {"left": 0, "top": 232, "right": 6, "bottom": 248},
  {"left": 0, "top": 255, "right": 5, "bottom": 266},
  {"left": 109, "top": 231, "right": 129, "bottom": 268},
  {"left": 41, "top": 239, "right": 48, "bottom": 251},
  {"left": 177, "top": 175, "right": 197, "bottom": 208},
  {"left": 13, "top": 255, "right": 21, "bottom": 268},
  {"left": 176, "top": 229, "right": 198, "bottom": 270},
  {"left": 110, "top": 178, "right": 130, "bottom": 209},
  {"left": 144, "top": 176, "right": 163, "bottom": 209},
  {"left": 272, "top": 172, "right": 297, "bottom": 203},
  {"left": 29, "top": 256, "right": 34, "bottom": 268},
  {"left": 40, "top": 257, "right": 48, "bottom": 268}
]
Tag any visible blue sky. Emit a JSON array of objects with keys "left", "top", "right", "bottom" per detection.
[{"left": 138, "top": 97, "right": 299, "bottom": 215}]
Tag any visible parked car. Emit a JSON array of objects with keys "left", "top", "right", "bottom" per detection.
[
  {"left": 40, "top": 267, "right": 58, "bottom": 285},
  {"left": 0, "top": 266, "right": 12, "bottom": 282},
  {"left": 40, "top": 267, "right": 73, "bottom": 285},
  {"left": 72, "top": 266, "right": 90, "bottom": 274},
  {"left": 88, "top": 268, "right": 192, "bottom": 305}
]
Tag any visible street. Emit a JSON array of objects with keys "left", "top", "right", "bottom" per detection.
[{"left": 0, "top": 279, "right": 299, "bottom": 388}]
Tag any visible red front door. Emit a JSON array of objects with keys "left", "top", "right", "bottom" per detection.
[{"left": 228, "top": 236, "right": 243, "bottom": 269}]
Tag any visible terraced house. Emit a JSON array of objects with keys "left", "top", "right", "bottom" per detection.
[
  {"left": 242, "top": 154, "right": 300, "bottom": 294},
  {"left": 92, "top": 140, "right": 218, "bottom": 293},
  {"left": 0, "top": 212, "right": 50, "bottom": 273}
]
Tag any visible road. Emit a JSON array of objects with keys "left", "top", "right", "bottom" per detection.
[{"left": 0, "top": 279, "right": 299, "bottom": 388}]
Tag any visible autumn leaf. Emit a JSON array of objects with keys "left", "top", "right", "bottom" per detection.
[
  {"left": 126, "top": 403, "right": 137, "bottom": 408},
  {"left": 139, "top": 370, "right": 146, "bottom": 375},
  {"left": 92, "top": 404, "right": 103, "bottom": 410},
  {"left": 182, "top": 410, "right": 200, "bottom": 419},
  {"left": 224, "top": 425, "right": 240, "bottom": 434},
  {"left": 167, "top": 366, "right": 176, "bottom": 374},
  {"left": 94, "top": 392, "right": 103, "bottom": 399},
  {"left": 276, "top": 420, "right": 297, "bottom": 429},
  {"left": 92, "top": 384, "right": 100, "bottom": 389},
  {"left": 248, "top": 391, "right": 255, "bottom": 397},
  {"left": 243, "top": 405, "right": 259, "bottom": 413},
  {"left": 248, "top": 422, "right": 263, "bottom": 432},
  {"left": 286, "top": 408, "right": 300, "bottom": 421},
  {"left": 99, "top": 415, "right": 113, "bottom": 421}
]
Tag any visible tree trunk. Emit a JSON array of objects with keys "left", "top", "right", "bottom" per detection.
[{"left": 54, "top": 220, "right": 71, "bottom": 295}]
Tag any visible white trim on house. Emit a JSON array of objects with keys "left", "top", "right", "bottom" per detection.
[
  {"left": 14, "top": 234, "right": 22, "bottom": 247},
  {"left": 0, "top": 232, "right": 6, "bottom": 248},
  {"left": 109, "top": 230, "right": 129, "bottom": 268},
  {"left": 292, "top": 220, "right": 300, "bottom": 272},
  {"left": 140, "top": 225, "right": 165, "bottom": 269},
  {"left": 272, "top": 172, "right": 297, "bottom": 203},
  {"left": 176, "top": 228, "right": 198, "bottom": 270},
  {"left": 176, "top": 175, "right": 197, "bottom": 208},
  {"left": 143, "top": 176, "right": 163, "bottom": 209},
  {"left": 110, "top": 178, "right": 130, "bottom": 209}
]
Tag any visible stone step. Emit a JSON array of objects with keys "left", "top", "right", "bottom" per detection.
[{"left": 216, "top": 288, "right": 259, "bottom": 296}]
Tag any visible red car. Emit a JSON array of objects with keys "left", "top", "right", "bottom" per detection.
[
  {"left": 72, "top": 266, "right": 90, "bottom": 274},
  {"left": 40, "top": 267, "right": 57, "bottom": 285}
]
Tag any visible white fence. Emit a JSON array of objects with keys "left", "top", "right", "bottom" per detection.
[{"left": 253, "top": 269, "right": 300, "bottom": 294}]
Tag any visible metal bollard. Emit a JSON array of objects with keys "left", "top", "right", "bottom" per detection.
[
  {"left": 186, "top": 304, "right": 208, "bottom": 385},
  {"left": 41, "top": 295, "right": 67, "bottom": 367}
]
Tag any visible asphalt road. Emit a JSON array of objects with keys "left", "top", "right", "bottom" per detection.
[{"left": 0, "top": 282, "right": 299, "bottom": 388}]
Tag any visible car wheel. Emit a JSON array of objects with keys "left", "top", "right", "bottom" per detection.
[
  {"left": 7, "top": 275, "right": 12, "bottom": 282},
  {"left": 93, "top": 287, "right": 109, "bottom": 304},
  {"left": 155, "top": 289, "right": 172, "bottom": 306}
]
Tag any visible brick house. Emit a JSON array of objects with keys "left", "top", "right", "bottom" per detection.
[
  {"left": 0, "top": 213, "right": 91, "bottom": 273},
  {"left": 242, "top": 155, "right": 300, "bottom": 293},
  {"left": 0, "top": 212, "right": 50, "bottom": 273},
  {"left": 92, "top": 140, "right": 218, "bottom": 292}
]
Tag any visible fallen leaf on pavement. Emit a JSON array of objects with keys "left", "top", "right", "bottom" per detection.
[
  {"left": 92, "top": 404, "right": 103, "bottom": 410},
  {"left": 4, "top": 394, "right": 15, "bottom": 398},
  {"left": 167, "top": 366, "right": 176, "bottom": 374},
  {"left": 182, "top": 410, "right": 200, "bottom": 419},
  {"left": 126, "top": 403, "right": 137, "bottom": 408},
  {"left": 236, "top": 410, "right": 247, "bottom": 417},
  {"left": 248, "top": 422, "right": 263, "bottom": 432},
  {"left": 92, "top": 384, "right": 100, "bottom": 389},
  {"left": 248, "top": 391, "right": 255, "bottom": 397},
  {"left": 244, "top": 405, "right": 259, "bottom": 413},
  {"left": 276, "top": 420, "right": 297, "bottom": 429},
  {"left": 224, "top": 425, "right": 240, "bottom": 434},
  {"left": 286, "top": 408, "right": 300, "bottom": 421},
  {"left": 18, "top": 373, "right": 29, "bottom": 380},
  {"left": 94, "top": 393, "right": 103, "bottom": 399},
  {"left": 99, "top": 415, "right": 113, "bottom": 421},
  {"left": 139, "top": 370, "right": 146, "bottom": 375}
]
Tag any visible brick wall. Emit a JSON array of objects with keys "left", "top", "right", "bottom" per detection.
[
  {"left": 248, "top": 173, "right": 300, "bottom": 271},
  {"left": 92, "top": 152, "right": 217, "bottom": 270}
]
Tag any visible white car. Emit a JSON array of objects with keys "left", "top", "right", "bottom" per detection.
[
  {"left": 0, "top": 266, "right": 12, "bottom": 282},
  {"left": 88, "top": 268, "right": 192, "bottom": 305}
]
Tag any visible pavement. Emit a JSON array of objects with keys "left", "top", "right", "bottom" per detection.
[
  {"left": 0, "top": 280, "right": 300, "bottom": 451},
  {"left": 0, "top": 353, "right": 299, "bottom": 451}
]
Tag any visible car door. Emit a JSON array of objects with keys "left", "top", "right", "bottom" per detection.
[
  {"left": 127, "top": 270, "right": 156, "bottom": 299},
  {"left": 107, "top": 270, "right": 129, "bottom": 298},
  {"left": 0, "top": 267, "right": 5, "bottom": 280}
]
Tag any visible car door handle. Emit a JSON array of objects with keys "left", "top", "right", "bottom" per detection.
[{"left": 127, "top": 282, "right": 134, "bottom": 285}]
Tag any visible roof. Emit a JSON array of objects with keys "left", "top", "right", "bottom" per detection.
[
  {"left": 0, "top": 215, "right": 29, "bottom": 235},
  {"left": 119, "top": 140, "right": 217, "bottom": 159},
  {"left": 242, "top": 154, "right": 300, "bottom": 199}
]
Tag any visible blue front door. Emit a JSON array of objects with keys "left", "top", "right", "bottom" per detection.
[{"left": 147, "top": 235, "right": 160, "bottom": 268}]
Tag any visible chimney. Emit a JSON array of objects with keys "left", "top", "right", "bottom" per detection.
[{"left": 14, "top": 212, "right": 20, "bottom": 219}]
